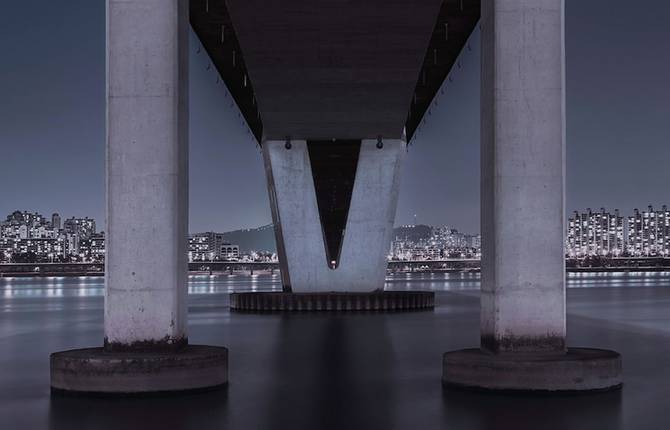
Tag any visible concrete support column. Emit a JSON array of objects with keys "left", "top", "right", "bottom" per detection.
[
  {"left": 104, "top": 0, "right": 189, "bottom": 349},
  {"left": 480, "top": 0, "right": 566, "bottom": 353},
  {"left": 50, "top": 1, "right": 228, "bottom": 395},
  {"left": 442, "top": 0, "right": 621, "bottom": 392},
  {"left": 263, "top": 139, "right": 405, "bottom": 293}
]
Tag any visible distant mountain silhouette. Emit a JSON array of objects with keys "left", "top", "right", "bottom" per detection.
[
  {"left": 222, "top": 224, "right": 276, "bottom": 253},
  {"left": 392, "top": 224, "right": 432, "bottom": 242},
  {"left": 221, "top": 224, "right": 434, "bottom": 254}
]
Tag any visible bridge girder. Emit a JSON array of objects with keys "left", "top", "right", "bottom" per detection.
[{"left": 190, "top": 0, "right": 480, "bottom": 143}]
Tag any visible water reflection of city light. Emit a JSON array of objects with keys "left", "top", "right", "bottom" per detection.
[{"left": 2, "top": 272, "right": 669, "bottom": 301}]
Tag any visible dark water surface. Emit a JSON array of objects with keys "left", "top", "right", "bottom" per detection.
[{"left": 1, "top": 272, "right": 669, "bottom": 429}]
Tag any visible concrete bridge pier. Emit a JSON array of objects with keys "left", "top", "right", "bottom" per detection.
[
  {"left": 230, "top": 138, "right": 433, "bottom": 311},
  {"left": 50, "top": 0, "right": 227, "bottom": 395},
  {"left": 263, "top": 139, "right": 404, "bottom": 293},
  {"left": 442, "top": 0, "right": 622, "bottom": 391}
]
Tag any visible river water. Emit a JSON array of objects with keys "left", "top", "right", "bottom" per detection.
[
  {"left": 1, "top": 272, "right": 669, "bottom": 429},
  {"left": 2, "top": 270, "right": 670, "bottom": 298}
]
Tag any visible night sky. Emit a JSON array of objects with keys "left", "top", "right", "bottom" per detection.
[{"left": 1, "top": 0, "right": 668, "bottom": 234}]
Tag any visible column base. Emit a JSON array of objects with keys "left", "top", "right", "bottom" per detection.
[
  {"left": 230, "top": 291, "right": 434, "bottom": 312},
  {"left": 50, "top": 345, "right": 228, "bottom": 396},
  {"left": 442, "top": 348, "right": 622, "bottom": 392}
]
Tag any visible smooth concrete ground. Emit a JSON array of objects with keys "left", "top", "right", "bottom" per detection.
[{"left": 1, "top": 274, "right": 670, "bottom": 429}]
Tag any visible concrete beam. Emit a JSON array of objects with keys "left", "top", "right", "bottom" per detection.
[{"left": 221, "top": 0, "right": 443, "bottom": 140}]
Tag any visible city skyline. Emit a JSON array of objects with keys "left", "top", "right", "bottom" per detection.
[
  {"left": 5, "top": 203, "right": 670, "bottom": 234},
  {"left": 1, "top": 0, "right": 669, "bottom": 233},
  {"left": 5, "top": 205, "right": 670, "bottom": 264}
]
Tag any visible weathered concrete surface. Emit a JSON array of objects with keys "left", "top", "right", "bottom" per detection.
[
  {"left": 443, "top": 348, "right": 622, "bottom": 392},
  {"left": 49, "top": 2, "right": 230, "bottom": 395},
  {"left": 229, "top": 291, "right": 434, "bottom": 312},
  {"left": 50, "top": 346, "right": 228, "bottom": 395},
  {"left": 439, "top": 0, "right": 622, "bottom": 392},
  {"left": 480, "top": 0, "right": 567, "bottom": 353},
  {"left": 105, "top": 0, "right": 189, "bottom": 347},
  {"left": 263, "top": 139, "right": 405, "bottom": 293}
]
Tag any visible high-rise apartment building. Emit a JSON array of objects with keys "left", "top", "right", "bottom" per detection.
[
  {"left": 188, "top": 232, "right": 239, "bottom": 261},
  {"left": 63, "top": 217, "right": 96, "bottom": 240},
  {"left": 628, "top": 205, "right": 670, "bottom": 256},
  {"left": 52, "top": 213, "right": 61, "bottom": 230},
  {"left": 567, "top": 208, "right": 624, "bottom": 257}
]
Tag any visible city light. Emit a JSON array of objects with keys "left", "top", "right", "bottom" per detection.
[{"left": 567, "top": 206, "right": 670, "bottom": 258}]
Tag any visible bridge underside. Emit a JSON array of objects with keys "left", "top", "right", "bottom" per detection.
[
  {"left": 51, "top": 0, "right": 622, "bottom": 397},
  {"left": 190, "top": 0, "right": 480, "bottom": 141},
  {"left": 190, "top": 0, "right": 481, "bottom": 293}
]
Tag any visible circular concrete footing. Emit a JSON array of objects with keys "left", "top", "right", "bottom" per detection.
[
  {"left": 230, "top": 291, "right": 434, "bottom": 312},
  {"left": 50, "top": 345, "right": 228, "bottom": 396},
  {"left": 442, "top": 348, "right": 622, "bottom": 392}
]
